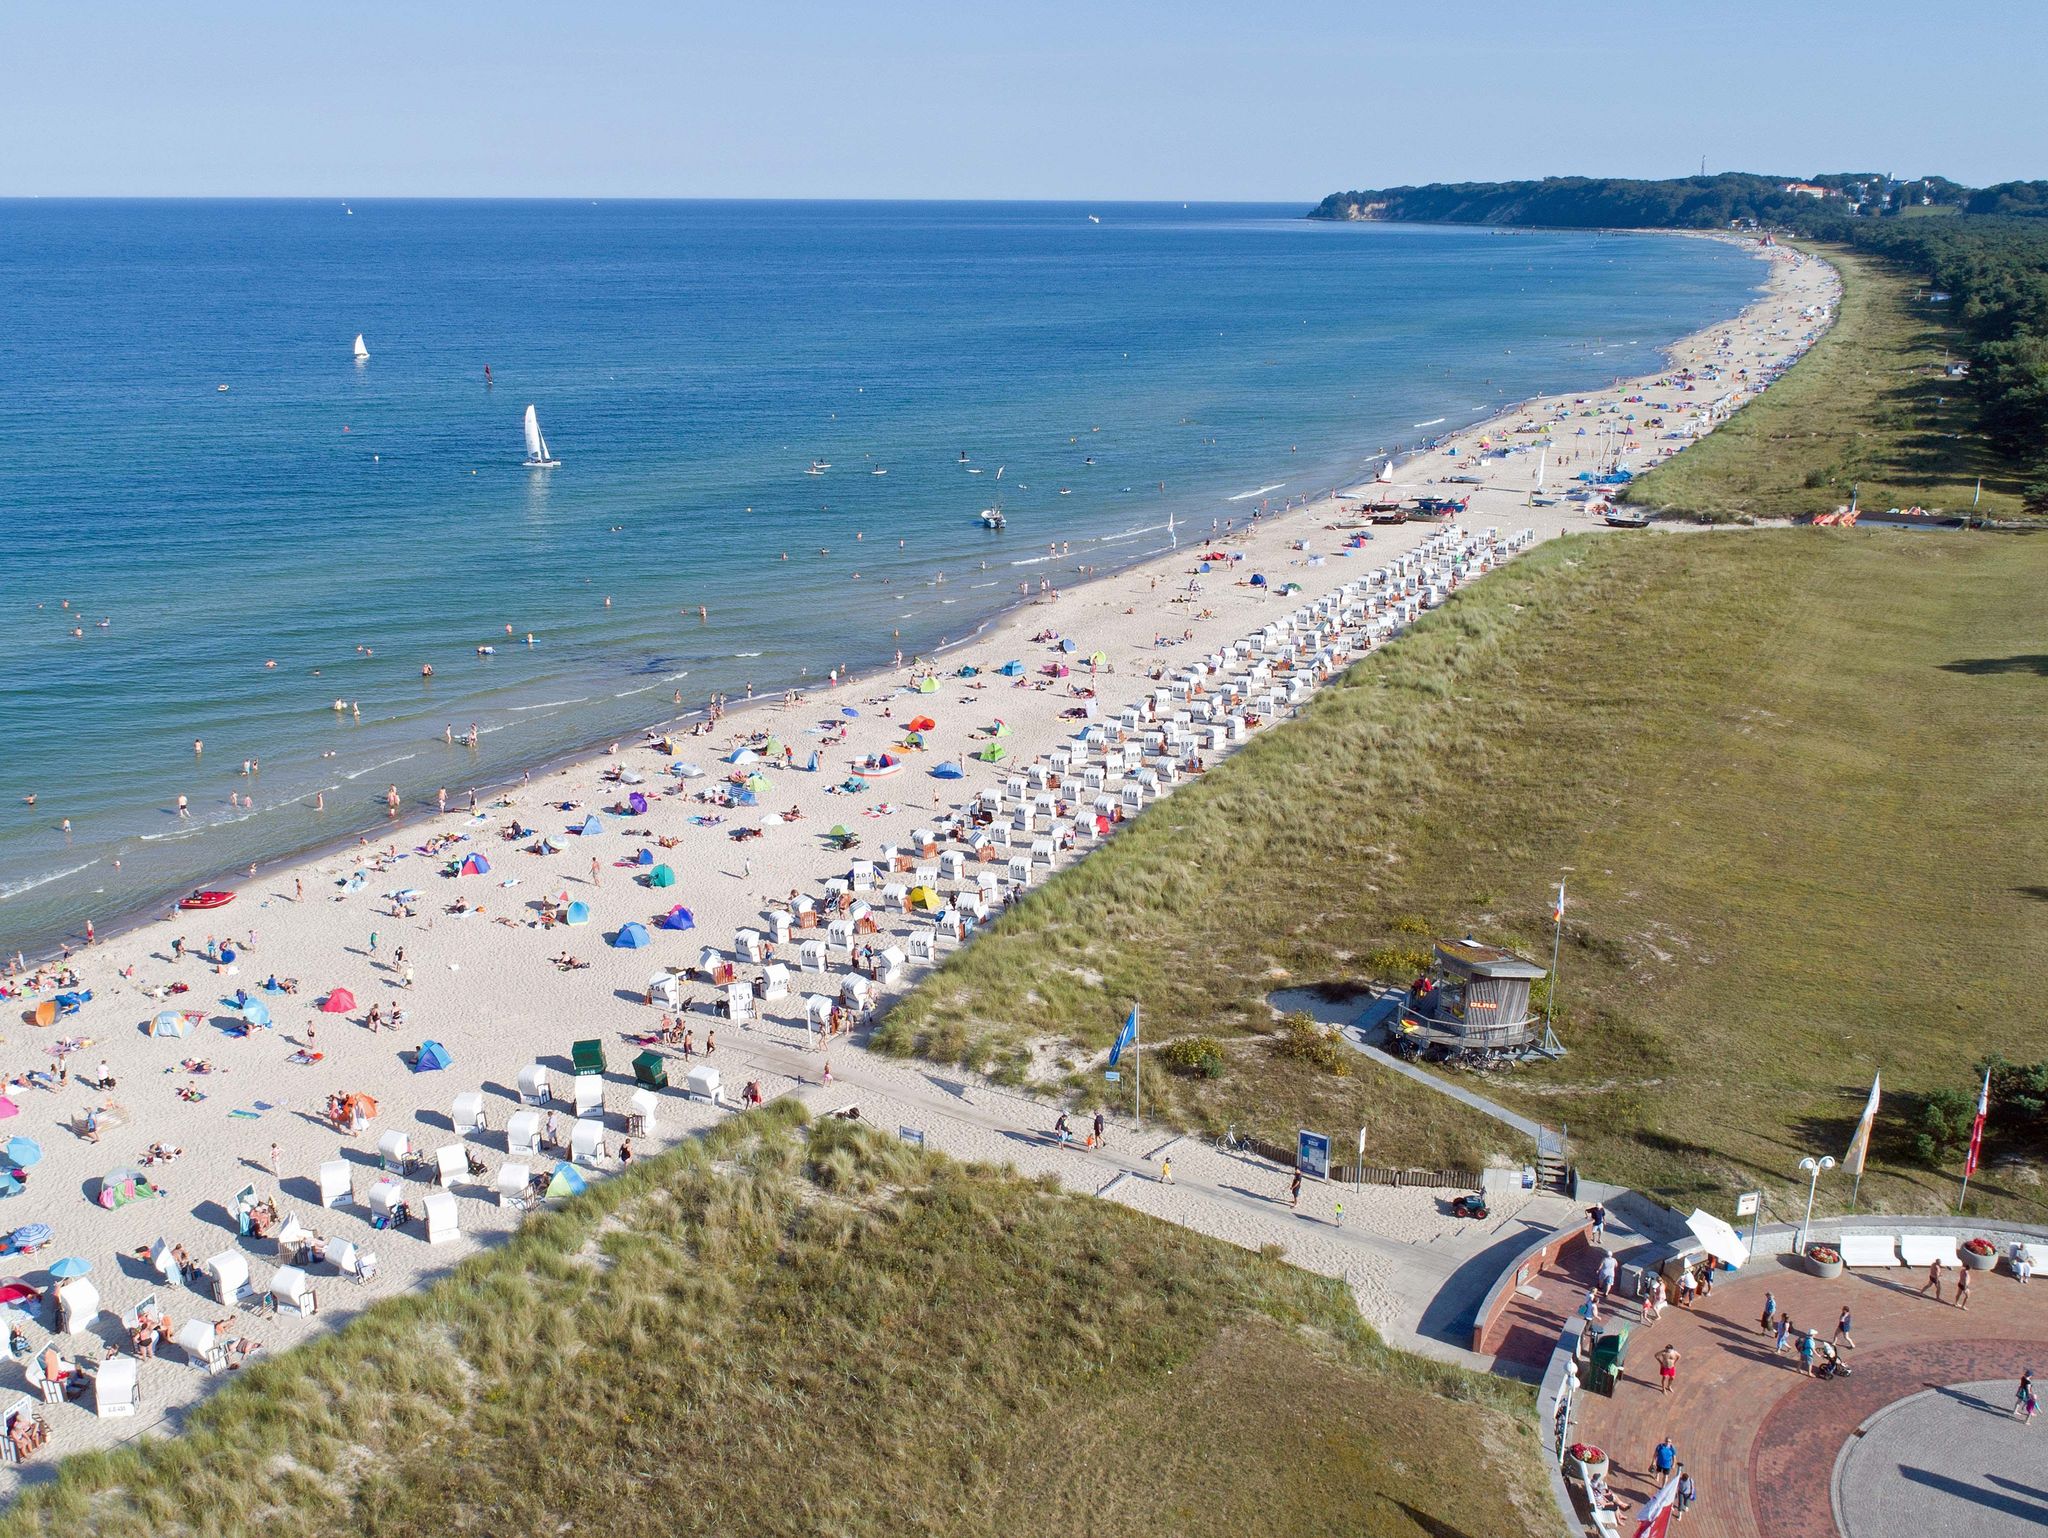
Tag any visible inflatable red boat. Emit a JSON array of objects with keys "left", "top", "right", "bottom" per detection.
[{"left": 178, "top": 889, "right": 235, "bottom": 911}]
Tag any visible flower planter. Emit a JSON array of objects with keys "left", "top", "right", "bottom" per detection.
[
  {"left": 1959, "top": 1242, "right": 1998, "bottom": 1272},
  {"left": 1564, "top": 1446, "right": 1609, "bottom": 1485},
  {"left": 1805, "top": 1251, "right": 1844, "bottom": 1280}
]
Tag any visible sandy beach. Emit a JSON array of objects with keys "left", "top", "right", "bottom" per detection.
[{"left": 0, "top": 237, "right": 1836, "bottom": 1481}]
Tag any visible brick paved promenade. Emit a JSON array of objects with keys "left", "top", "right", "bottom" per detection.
[{"left": 1562, "top": 1254, "right": 2040, "bottom": 1538}]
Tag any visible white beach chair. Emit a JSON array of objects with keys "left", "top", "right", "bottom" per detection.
[
  {"left": 317, "top": 1158, "right": 352, "bottom": 1209},
  {"left": 573, "top": 1075, "right": 604, "bottom": 1119},
  {"left": 570, "top": 1119, "right": 607, "bottom": 1167},
  {"left": 451, "top": 1090, "right": 488, "bottom": 1133},
  {"left": 800, "top": 939, "right": 828, "bottom": 974},
  {"left": 518, "top": 1062, "right": 551, "bottom": 1106},
  {"left": 803, "top": 994, "right": 834, "bottom": 1030},
  {"left": 332, "top": 1240, "right": 379, "bottom": 1285},
  {"left": 433, "top": 1144, "right": 469, "bottom": 1187},
  {"left": 54, "top": 1277, "right": 100, "bottom": 1337},
  {"left": 422, "top": 1190, "right": 460, "bottom": 1246},
  {"left": 760, "top": 962, "right": 790, "bottom": 1001},
  {"left": 268, "top": 1265, "right": 318, "bottom": 1317},
  {"left": 174, "top": 1318, "right": 227, "bottom": 1375},
  {"left": 628, "top": 1086, "right": 660, "bottom": 1137},
  {"left": 496, "top": 1161, "right": 532, "bottom": 1209},
  {"left": 366, "top": 1178, "right": 407, "bottom": 1227},
  {"left": 146, "top": 1237, "right": 177, "bottom": 1282},
  {"left": 724, "top": 981, "right": 753, "bottom": 1021},
  {"left": 505, "top": 1108, "right": 543, "bottom": 1156},
  {"left": 377, "top": 1129, "right": 412, "bottom": 1172},
  {"left": 685, "top": 1065, "right": 722, "bottom": 1104},
  {"left": 204, "top": 1252, "right": 251, "bottom": 1305}
]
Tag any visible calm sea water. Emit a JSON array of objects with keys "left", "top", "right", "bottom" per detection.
[{"left": 0, "top": 201, "right": 1762, "bottom": 952}]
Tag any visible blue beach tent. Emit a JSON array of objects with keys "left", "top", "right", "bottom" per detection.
[
  {"left": 564, "top": 901, "right": 592, "bottom": 926},
  {"left": 614, "top": 922, "right": 652, "bottom": 949},
  {"left": 413, "top": 1040, "right": 453, "bottom": 1073},
  {"left": 578, "top": 815, "right": 604, "bottom": 836},
  {"left": 659, "top": 905, "right": 696, "bottom": 931}
]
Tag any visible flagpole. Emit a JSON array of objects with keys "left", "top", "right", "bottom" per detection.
[
  {"left": 1134, "top": 1003, "right": 1142, "bottom": 1130},
  {"left": 1542, "top": 880, "right": 1565, "bottom": 1054},
  {"left": 1957, "top": 1067, "right": 1990, "bottom": 1212}
]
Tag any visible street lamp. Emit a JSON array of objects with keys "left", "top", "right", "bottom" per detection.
[{"left": 1797, "top": 1155, "right": 1836, "bottom": 1251}]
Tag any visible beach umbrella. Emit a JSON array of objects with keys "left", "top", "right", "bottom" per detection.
[
  {"left": 8, "top": 1224, "right": 52, "bottom": 1250},
  {"left": 238, "top": 997, "right": 273, "bottom": 1028},
  {"left": 47, "top": 1256, "right": 90, "bottom": 1280},
  {"left": 614, "top": 922, "right": 653, "bottom": 949},
  {"left": 547, "top": 1162, "right": 588, "bottom": 1199},
  {"left": 1060, "top": 638, "right": 1076, "bottom": 653},
  {"left": 658, "top": 905, "right": 695, "bottom": 931},
  {"left": 320, "top": 987, "right": 355, "bottom": 1014},
  {"left": 0, "top": 1099, "right": 18, "bottom": 1122},
  {"left": 649, "top": 864, "right": 677, "bottom": 888},
  {"left": 564, "top": 901, "right": 591, "bottom": 926},
  {"left": 627, "top": 792, "right": 649, "bottom": 816},
  {"left": 4, "top": 1138, "right": 41, "bottom": 1169},
  {"left": 0, "top": 1174, "right": 22, "bottom": 1200}
]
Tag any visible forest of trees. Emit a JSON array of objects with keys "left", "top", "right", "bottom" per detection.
[{"left": 1310, "top": 174, "right": 2048, "bottom": 506}]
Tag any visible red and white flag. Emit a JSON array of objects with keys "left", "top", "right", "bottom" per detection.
[
  {"left": 1633, "top": 1476, "right": 1681, "bottom": 1538},
  {"left": 1630, "top": 1482, "right": 1679, "bottom": 1538},
  {"left": 1963, "top": 1067, "right": 1991, "bottom": 1178}
]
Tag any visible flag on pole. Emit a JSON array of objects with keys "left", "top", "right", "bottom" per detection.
[
  {"left": 1844, "top": 1072, "right": 1881, "bottom": 1175},
  {"left": 1108, "top": 1005, "right": 1139, "bottom": 1067},
  {"left": 1632, "top": 1476, "right": 1681, "bottom": 1538},
  {"left": 1963, "top": 1067, "right": 1991, "bottom": 1179},
  {"left": 1553, "top": 881, "right": 1566, "bottom": 922}
]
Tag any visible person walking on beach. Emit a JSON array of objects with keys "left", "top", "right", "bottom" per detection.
[
  {"left": 1093, "top": 1110, "right": 1106, "bottom": 1149},
  {"left": 1587, "top": 1203, "right": 1607, "bottom": 1246},
  {"left": 1832, "top": 1306, "right": 1855, "bottom": 1348},
  {"left": 1918, "top": 1258, "right": 1945, "bottom": 1302},
  {"left": 1774, "top": 1314, "right": 1792, "bottom": 1355},
  {"left": 1675, "top": 1468, "right": 1697, "bottom": 1521},
  {"left": 1648, "top": 1435, "right": 1677, "bottom": 1483},
  {"left": 1956, "top": 1269, "right": 1971, "bottom": 1311},
  {"left": 368, "top": 930, "right": 378, "bottom": 956},
  {"left": 1760, "top": 1291, "right": 1778, "bottom": 1334},
  {"left": 2016, "top": 1371, "right": 2037, "bottom": 1421},
  {"left": 268, "top": 1142, "right": 281, "bottom": 1181},
  {"left": 590, "top": 858, "right": 601, "bottom": 887},
  {"left": 1655, "top": 1344, "right": 1681, "bottom": 1395},
  {"left": 1290, "top": 1170, "right": 1302, "bottom": 1208},
  {"left": 1159, "top": 1157, "right": 1172, "bottom": 1185},
  {"left": 1597, "top": 1251, "right": 1617, "bottom": 1301}
]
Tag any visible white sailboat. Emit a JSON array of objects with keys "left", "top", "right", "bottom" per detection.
[
  {"left": 522, "top": 404, "right": 560, "bottom": 468},
  {"left": 352, "top": 333, "right": 369, "bottom": 362},
  {"left": 1375, "top": 457, "right": 1394, "bottom": 484}
]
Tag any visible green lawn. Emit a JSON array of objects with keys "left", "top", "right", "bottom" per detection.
[
  {"left": 1625, "top": 245, "right": 2031, "bottom": 521},
  {"left": 0, "top": 1104, "right": 1549, "bottom": 1538},
  {"left": 877, "top": 529, "right": 2048, "bottom": 1221}
]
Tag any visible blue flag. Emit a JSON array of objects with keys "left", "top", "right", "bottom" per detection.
[{"left": 1108, "top": 1005, "right": 1139, "bottom": 1066}]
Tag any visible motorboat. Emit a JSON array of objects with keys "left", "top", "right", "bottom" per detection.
[
  {"left": 179, "top": 890, "right": 236, "bottom": 911},
  {"left": 979, "top": 508, "right": 1006, "bottom": 530}
]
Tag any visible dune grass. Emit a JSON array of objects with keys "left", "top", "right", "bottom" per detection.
[
  {"left": 0, "top": 1103, "right": 1547, "bottom": 1538},
  {"left": 875, "top": 528, "right": 2048, "bottom": 1220},
  {"left": 1625, "top": 245, "right": 2030, "bottom": 521}
]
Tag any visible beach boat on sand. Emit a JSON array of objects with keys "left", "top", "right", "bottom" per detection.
[
  {"left": 522, "top": 405, "right": 560, "bottom": 469},
  {"left": 1602, "top": 505, "right": 1651, "bottom": 528},
  {"left": 352, "top": 333, "right": 369, "bottom": 361},
  {"left": 178, "top": 889, "right": 235, "bottom": 911}
]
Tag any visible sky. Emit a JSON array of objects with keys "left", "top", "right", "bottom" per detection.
[{"left": 4, "top": 1, "right": 2042, "bottom": 200}]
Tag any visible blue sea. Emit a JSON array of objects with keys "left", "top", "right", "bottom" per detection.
[{"left": 0, "top": 201, "right": 1763, "bottom": 953}]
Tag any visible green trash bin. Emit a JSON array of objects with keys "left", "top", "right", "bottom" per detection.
[
  {"left": 1586, "top": 1322, "right": 1631, "bottom": 1397},
  {"left": 632, "top": 1050, "right": 668, "bottom": 1089},
  {"left": 571, "top": 1039, "right": 606, "bottom": 1077}
]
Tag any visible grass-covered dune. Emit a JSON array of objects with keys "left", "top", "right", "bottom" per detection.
[
  {"left": 877, "top": 528, "right": 2048, "bottom": 1219},
  {"left": 0, "top": 1102, "right": 1547, "bottom": 1538}
]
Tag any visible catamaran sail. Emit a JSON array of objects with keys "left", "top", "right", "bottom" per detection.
[
  {"left": 352, "top": 333, "right": 369, "bottom": 361},
  {"left": 1375, "top": 458, "right": 1394, "bottom": 484},
  {"left": 522, "top": 404, "right": 559, "bottom": 468}
]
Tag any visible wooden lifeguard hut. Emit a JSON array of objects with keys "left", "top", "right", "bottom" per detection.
[{"left": 1402, "top": 938, "right": 1547, "bottom": 1054}]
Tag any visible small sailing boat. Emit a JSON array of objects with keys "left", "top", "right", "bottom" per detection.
[
  {"left": 352, "top": 333, "right": 370, "bottom": 362},
  {"left": 522, "top": 404, "right": 560, "bottom": 468},
  {"left": 1375, "top": 458, "right": 1393, "bottom": 485}
]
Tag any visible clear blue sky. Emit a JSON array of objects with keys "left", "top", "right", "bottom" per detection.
[{"left": 5, "top": 1, "right": 2040, "bottom": 199}]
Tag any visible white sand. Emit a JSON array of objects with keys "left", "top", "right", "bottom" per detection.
[{"left": 0, "top": 240, "right": 1836, "bottom": 1477}]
